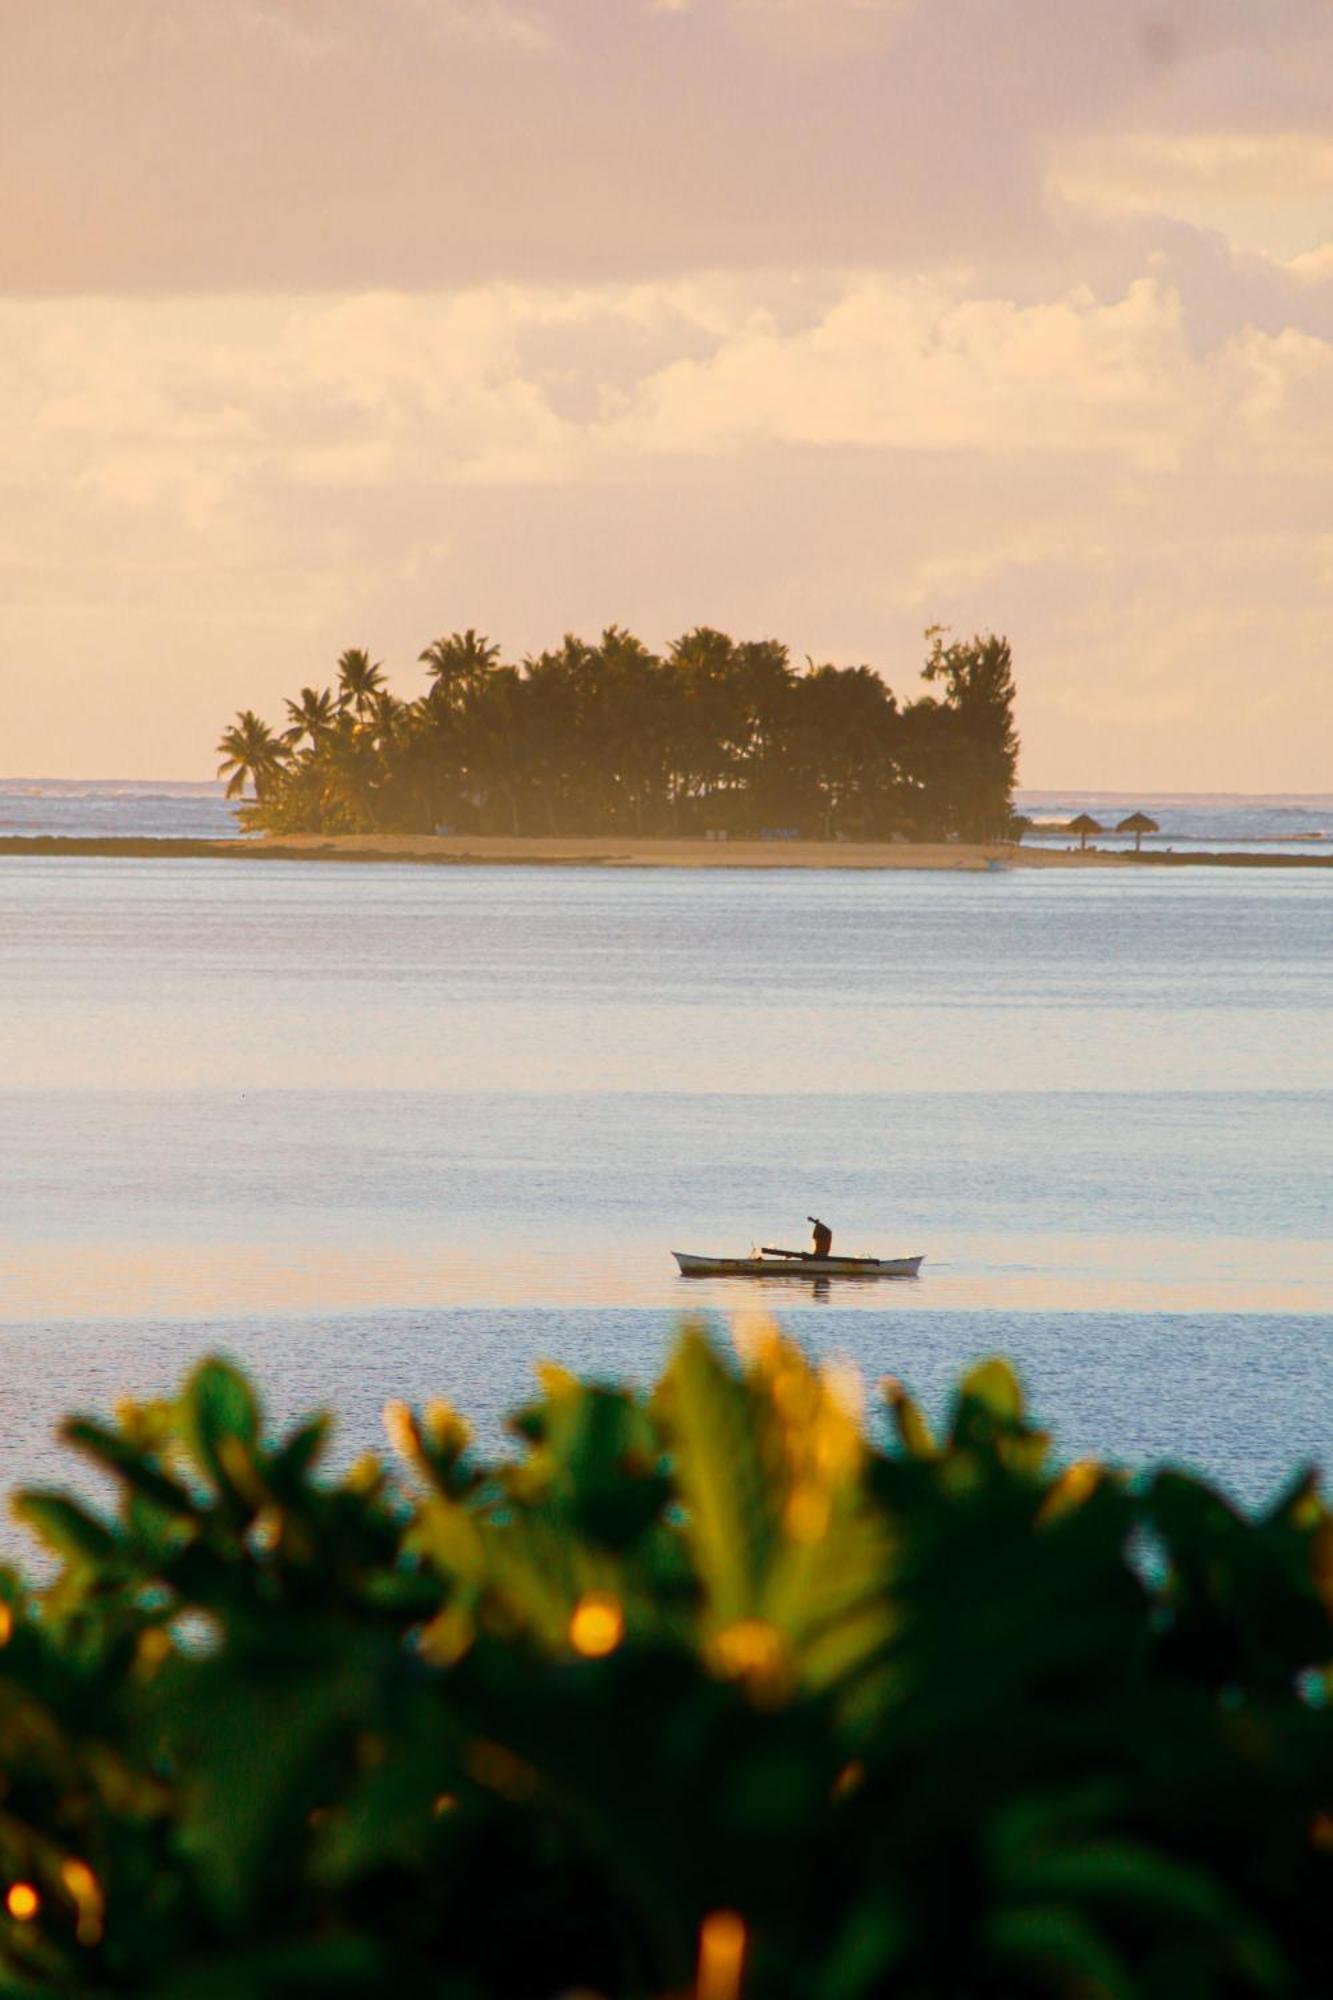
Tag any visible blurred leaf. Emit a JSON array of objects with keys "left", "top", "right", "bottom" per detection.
[
  {"left": 655, "top": 1326, "right": 775, "bottom": 1624},
  {"left": 0, "top": 1329, "right": 1330, "bottom": 2000},
  {"left": 988, "top": 1903, "right": 1135, "bottom": 1999},
  {"left": 959, "top": 1356, "right": 1024, "bottom": 1424},
  {"left": 882, "top": 1381, "right": 935, "bottom": 1461},
  {"left": 61, "top": 1419, "right": 202, "bottom": 1544},
  {"left": 180, "top": 1357, "right": 261, "bottom": 1491},
  {"left": 10, "top": 1492, "right": 118, "bottom": 1567}
]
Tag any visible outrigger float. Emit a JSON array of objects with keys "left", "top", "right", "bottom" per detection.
[{"left": 673, "top": 1247, "right": 924, "bottom": 1280}]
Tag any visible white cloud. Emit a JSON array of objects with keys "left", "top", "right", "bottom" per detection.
[
  {"left": 2, "top": 267, "right": 1331, "bottom": 784},
  {"left": 1288, "top": 244, "right": 1333, "bottom": 287},
  {"left": 607, "top": 278, "right": 1203, "bottom": 468},
  {"left": 5, "top": 269, "right": 1331, "bottom": 496},
  {"left": 3, "top": 270, "right": 1331, "bottom": 527},
  {"left": 1049, "top": 130, "right": 1333, "bottom": 260}
]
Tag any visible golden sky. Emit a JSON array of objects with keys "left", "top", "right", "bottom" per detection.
[{"left": 2, "top": 0, "right": 1332, "bottom": 786}]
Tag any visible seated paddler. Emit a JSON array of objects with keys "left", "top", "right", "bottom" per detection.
[{"left": 808, "top": 1216, "right": 833, "bottom": 1258}]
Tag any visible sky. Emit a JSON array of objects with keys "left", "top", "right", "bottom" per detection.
[{"left": 2, "top": 0, "right": 1332, "bottom": 786}]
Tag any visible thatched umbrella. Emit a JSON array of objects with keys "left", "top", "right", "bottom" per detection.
[
  {"left": 1116, "top": 810, "right": 1159, "bottom": 854},
  {"left": 1067, "top": 812, "right": 1103, "bottom": 851}
]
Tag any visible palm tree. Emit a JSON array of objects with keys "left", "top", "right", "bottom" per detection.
[
  {"left": 366, "top": 689, "right": 407, "bottom": 741},
  {"left": 420, "top": 630, "right": 501, "bottom": 710},
  {"left": 449, "top": 668, "right": 528, "bottom": 835},
  {"left": 336, "top": 648, "right": 386, "bottom": 718},
  {"left": 319, "top": 715, "right": 384, "bottom": 830},
  {"left": 216, "top": 711, "right": 287, "bottom": 801},
  {"left": 283, "top": 685, "right": 338, "bottom": 748}
]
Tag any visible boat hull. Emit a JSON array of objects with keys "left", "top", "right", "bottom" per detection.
[{"left": 673, "top": 1252, "right": 923, "bottom": 1279}]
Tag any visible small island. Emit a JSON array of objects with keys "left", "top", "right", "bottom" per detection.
[
  {"left": 1, "top": 628, "right": 1325, "bottom": 866},
  {"left": 216, "top": 625, "right": 1022, "bottom": 844}
]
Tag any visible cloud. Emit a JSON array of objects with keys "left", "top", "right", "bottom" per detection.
[
  {"left": 24, "top": 271, "right": 1329, "bottom": 509},
  {"left": 1049, "top": 130, "right": 1333, "bottom": 260},
  {"left": 608, "top": 278, "right": 1203, "bottom": 468},
  {"left": 722, "top": 0, "right": 912, "bottom": 55},
  {"left": 645, "top": 0, "right": 915, "bottom": 55},
  {"left": 2, "top": 267, "right": 1331, "bottom": 784},
  {"left": 3, "top": 0, "right": 1332, "bottom": 783},
  {"left": 1289, "top": 244, "right": 1333, "bottom": 287},
  {"left": 115, "top": 2, "right": 352, "bottom": 65},
  {"left": 650, "top": 0, "right": 908, "bottom": 16},
  {"left": 392, "top": 0, "right": 557, "bottom": 55},
  {"left": 42, "top": 0, "right": 556, "bottom": 68},
  {"left": 13, "top": 0, "right": 1330, "bottom": 295}
]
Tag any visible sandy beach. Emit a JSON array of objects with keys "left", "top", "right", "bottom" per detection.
[
  {"left": 243, "top": 834, "right": 1094, "bottom": 869},
  {"left": 1, "top": 832, "right": 1329, "bottom": 868}
]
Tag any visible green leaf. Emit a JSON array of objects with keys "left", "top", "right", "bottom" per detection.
[
  {"left": 61, "top": 1416, "right": 198, "bottom": 1515},
  {"left": 884, "top": 1383, "right": 935, "bottom": 1460},
  {"left": 654, "top": 1326, "right": 776, "bottom": 1623},
  {"left": 188, "top": 1356, "right": 260, "bottom": 1447},
  {"left": 1006, "top": 1838, "right": 1231, "bottom": 1925},
  {"left": 171, "top": 1637, "right": 384, "bottom": 1921},
  {"left": 179, "top": 1356, "right": 262, "bottom": 1493},
  {"left": 988, "top": 1903, "right": 1135, "bottom": 2000},
  {"left": 959, "top": 1356, "right": 1024, "bottom": 1423},
  {"left": 11, "top": 1490, "right": 119, "bottom": 1567},
  {"left": 146, "top": 1932, "right": 383, "bottom": 1998},
  {"left": 268, "top": 1414, "right": 332, "bottom": 1491},
  {"left": 817, "top": 1897, "right": 908, "bottom": 2000}
]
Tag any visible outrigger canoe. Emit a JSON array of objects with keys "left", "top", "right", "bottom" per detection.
[{"left": 673, "top": 1249, "right": 924, "bottom": 1279}]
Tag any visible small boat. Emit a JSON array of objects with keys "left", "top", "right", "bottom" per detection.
[{"left": 673, "top": 1249, "right": 924, "bottom": 1280}]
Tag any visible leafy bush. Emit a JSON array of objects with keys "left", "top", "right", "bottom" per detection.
[{"left": 1, "top": 1323, "right": 1331, "bottom": 1998}]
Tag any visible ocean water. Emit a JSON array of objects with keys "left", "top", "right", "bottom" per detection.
[
  {"left": 0, "top": 779, "right": 239, "bottom": 841},
  {"left": 0, "top": 779, "right": 1330, "bottom": 855},
  {"left": 0, "top": 849, "right": 1329, "bottom": 1526},
  {"left": 1019, "top": 790, "right": 1333, "bottom": 858}
]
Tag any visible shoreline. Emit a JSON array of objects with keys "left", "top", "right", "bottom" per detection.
[{"left": 0, "top": 833, "right": 1330, "bottom": 869}]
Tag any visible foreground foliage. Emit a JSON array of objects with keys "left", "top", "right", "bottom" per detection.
[
  {"left": 2, "top": 1325, "right": 1332, "bottom": 1998},
  {"left": 217, "top": 625, "right": 1020, "bottom": 841}
]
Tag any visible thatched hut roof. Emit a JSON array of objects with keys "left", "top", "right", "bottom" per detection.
[
  {"left": 1116, "top": 811, "right": 1159, "bottom": 835},
  {"left": 1067, "top": 813, "right": 1103, "bottom": 834}
]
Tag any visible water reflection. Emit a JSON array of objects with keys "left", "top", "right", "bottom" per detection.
[
  {"left": 0, "top": 1232, "right": 1326, "bottom": 1322},
  {"left": 1, "top": 862, "right": 1328, "bottom": 1327}
]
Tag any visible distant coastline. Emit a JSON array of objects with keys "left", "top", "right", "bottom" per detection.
[
  {"left": 3, "top": 782, "right": 1328, "bottom": 856},
  {"left": 1, "top": 833, "right": 1329, "bottom": 869}
]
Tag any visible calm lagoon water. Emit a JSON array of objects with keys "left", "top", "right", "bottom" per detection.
[
  {"left": 1, "top": 854, "right": 1329, "bottom": 1512},
  {"left": 3, "top": 779, "right": 1330, "bottom": 854}
]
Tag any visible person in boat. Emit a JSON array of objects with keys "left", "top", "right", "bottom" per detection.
[{"left": 808, "top": 1216, "right": 833, "bottom": 1259}]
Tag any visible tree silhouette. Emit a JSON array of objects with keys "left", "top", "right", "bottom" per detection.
[
  {"left": 420, "top": 630, "right": 501, "bottom": 712},
  {"left": 225, "top": 627, "right": 1021, "bottom": 842},
  {"left": 216, "top": 711, "right": 287, "bottom": 801},
  {"left": 283, "top": 685, "right": 338, "bottom": 748},
  {"left": 336, "top": 648, "right": 386, "bottom": 718}
]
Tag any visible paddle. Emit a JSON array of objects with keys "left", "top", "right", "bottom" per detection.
[{"left": 759, "top": 1245, "right": 882, "bottom": 1265}]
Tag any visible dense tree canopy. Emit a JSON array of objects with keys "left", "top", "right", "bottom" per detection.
[
  {"left": 219, "top": 627, "right": 1021, "bottom": 841},
  {"left": 3, "top": 1329, "right": 1333, "bottom": 1997}
]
